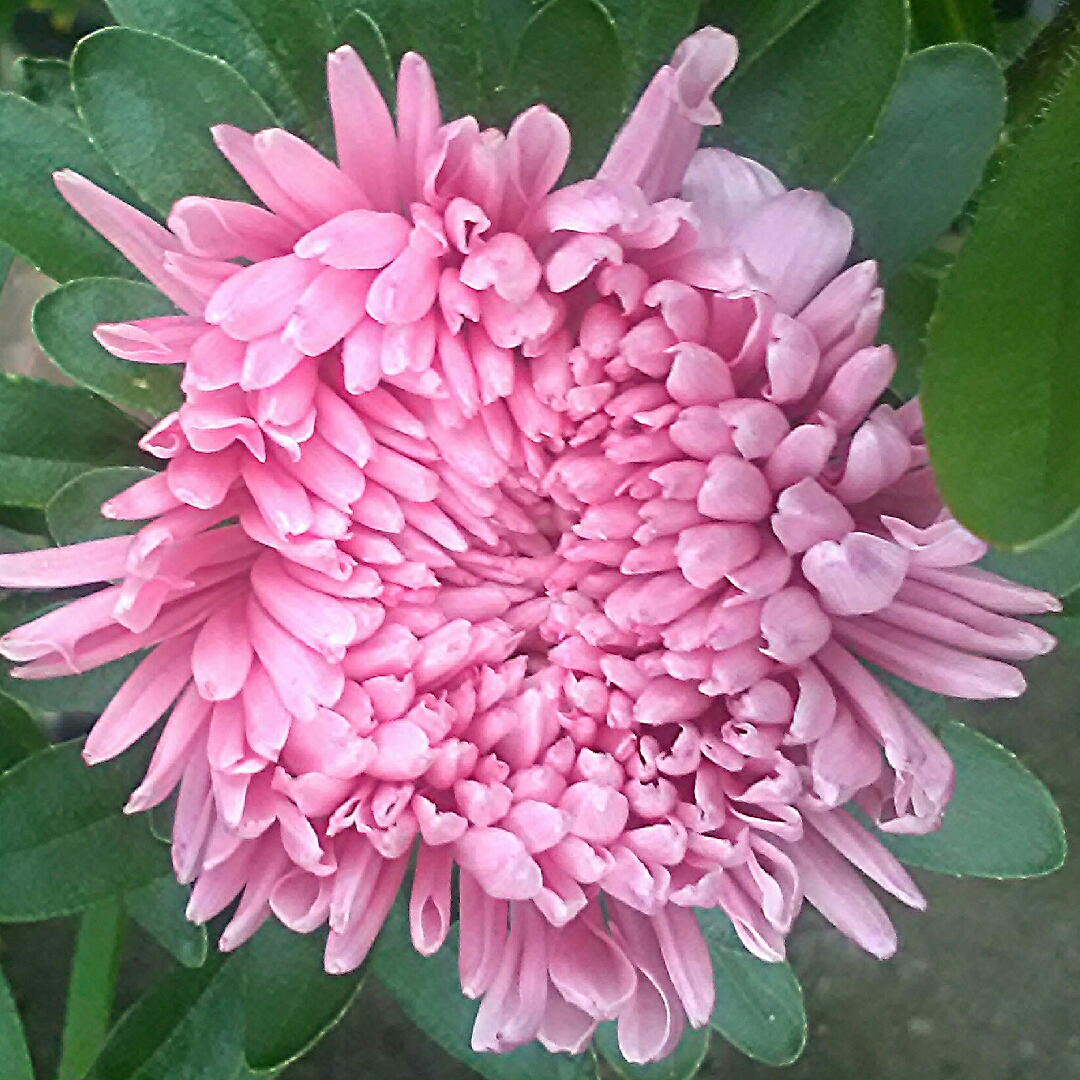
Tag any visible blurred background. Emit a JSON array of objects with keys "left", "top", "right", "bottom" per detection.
[{"left": 0, "top": 2, "right": 1076, "bottom": 1078}]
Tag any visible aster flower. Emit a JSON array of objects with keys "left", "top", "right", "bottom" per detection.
[{"left": 0, "top": 27, "right": 1060, "bottom": 1064}]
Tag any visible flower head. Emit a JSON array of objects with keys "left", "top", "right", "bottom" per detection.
[{"left": 0, "top": 29, "right": 1059, "bottom": 1064}]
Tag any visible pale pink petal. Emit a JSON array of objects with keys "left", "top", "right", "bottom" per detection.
[
  {"left": 782, "top": 828, "right": 898, "bottom": 960},
  {"left": 0, "top": 535, "right": 132, "bottom": 590},
  {"left": 410, "top": 842, "right": 454, "bottom": 955},
  {"left": 600, "top": 28, "right": 738, "bottom": 202},
  {"left": 734, "top": 189, "right": 853, "bottom": 314},
  {"left": 255, "top": 128, "right": 369, "bottom": 221},
  {"left": 803, "top": 533, "right": 910, "bottom": 616},
  {"left": 681, "top": 148, "right": 785, "bottom": 249},
  {"left": 457, "top": 828, "right": 544, "bottom": 901}
]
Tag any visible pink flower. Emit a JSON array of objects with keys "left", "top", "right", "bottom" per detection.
[{"left": 0, "top": 28, "right": 1059, "bottom": 1064}]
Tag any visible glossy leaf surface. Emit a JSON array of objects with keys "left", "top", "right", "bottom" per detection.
[
  {"left": 107, "top": 0, "right": 336, "bottom": 149},
  {"left": 922, "top": 52, "right": 1080, "bottom": 548},
  {"left": 706, "top": 0, "right": 908, "bottom": 188},
  {"left": 697, "top": 910, "right": 806, "bottom": 1066},
  {"left": 0, "top": 739, "right": 171, "bottom": 921},
  {"left": 505, "top": 0, "right": 626, "bottom": 180},
  {"left": 34, "top": 278, "right": 182, "bottom": 417},
  {"left": 829, "top": 44, "right": 1005, "bottom": 279},
  {"left": 73, "top": 28, "right": 277, "bottom": 216}
]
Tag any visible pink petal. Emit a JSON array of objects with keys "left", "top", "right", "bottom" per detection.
[
  {"left": 697, "top": 457, "right": 773, "bottom": 522},
  {"left": 549, "top": 908, "right": 637, "bottom": 1020},
  {"left": 205, "top": 254, "right": 321, "bottom": 341},
  {"left": 803, "top": 533, "right": 910, "bottom": 616},
  {"left": 0, "top": 535, "right": 132, "bottom": 590},
  {"left": 676, "top": 522, "right": 761, "bottom": 589},
  {"left": 396, "top": 52, "right": 442, "bottom": 208},
  {"left": 456, "top": 827, "right": 544, "bottom": 901},
  {"left": 783, "top": 828, "right": 897, "bottom": 959},
  {"left": 327, "top": 46, "right": 399, "bottom": 211},
  {"left": 54, "top": 170, "right": 205, "bottom": 314},
  {"left": 168, "top": 196, "right": 299, "bottom": 261},
  {"left": 599, "top": 27, "right": 737, "bottom": 202},
  {"left": 283, "top": 266, "right": 370, "bottom": 355},
  {"left": 734, "top": 189, "right": 853, "bottom": 314},
  {"left": 681, "top": 147, "right": 785, "bottom": 249},
  {"left": 191, "top": 597, "right": 252, "bottom": 700},
  {"left": 409, "top": 842, "right": 453, "bottom": 955},
  {"left": 294, "top": 209, "right": 410, "bottom": 269},
  {"left": 760, "top": 586, "right": 832, "bottom": 663},
  {"left": 254, "top": 127, "right": 369, "bottom": 221},
  {"left": 83, "top": 634, "right": 195, "bottom": 764}
]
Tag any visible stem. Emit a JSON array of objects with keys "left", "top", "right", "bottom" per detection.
[{"left": 56, "top": 898, "right": 126, "bottom": 1080}]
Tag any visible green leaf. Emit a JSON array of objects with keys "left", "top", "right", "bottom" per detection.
[
  {"left": 706, "top": 0, "right": 909, "bottom": 189},
  {"left": 48, "top": 467, "right": 158, "bottom": 547},
  {"left": 921, "top": 53, "right": 1080, "bottom": 549},
  {"left": 356, "top": 0, "right": 535, "bottom": 122},
  {"left": 0, "top": 526, "right": 47, "bottom": 553},
  {"left": 72, "top": 28, "right": 278, "bottom": 217},
  {"left": 241, "top": 920, "right": 364, "bottom": 1071},
  {"left": 877, "top": 251, "right": 952, "bottom": 400},
  {"left": 872, "top": 683, "right": 1067, "bottom": 878},
  {"left": 594, "top": 1021, "right": 709, "bottom": 1080},
  {"left": 336, "top": 9, "right": 395, "bottom": 105},
  {"left": 0, "top": 375, "right": 146, "bottom": 464},
  {"left": 696, "top": 910, "right": 806, "bottom": 1066},
  {"left": 603, "top": 0, "right": 699, "bottom": 95},
  {"left": 85, "top": 950, "right": 246, "bottom": 1080},
  {"left": 505, "top": 0, "right": 626, "bottom": 181},
  {"left": 0, "top": 738, "right": 171, "bottom": 921},
  {"left": 0, "top": 242, "right": 13, "bottom": 291},
  {"left": 34, "top": 279, "right": 183, "bottom": 418},
  {"left": 996, "top": 16, "right": 1049, "bottom": 69},
  {"left": 58, "top": 898, "right": 127, "bottom": 1080},
  {"left": 0, "top": 92, "right": 143, "bottom": 282},
  {"left": 1004, "top": 1, "right": 1079, "bottom": 135},
  {"left": 829, "top": 44, "right": 1005, "bottom": 280},
  {"left": 910, "top": 0, "right": 995, "bottom": 48},
  {"left": 13, "top": 56, "right": 79, "bottom": 122},
  {"left": 125, "top": 877, "right": 208, "bottom": 969},
  {"left": 371, "top": 899, "right": 598, "bottom": 1080},
  {"left": 0, "top": 690, "right": 47, "bottom": 774},
  {"left": 1040, "top": 586, "right": 1080, "bottom": 648},
  {"left": 979, "top": 509, "right": 1080, "bottom": 597},
  {"left": 0, "top": 506, "right": 50, "bottom": 546},
  {"left": 0, "top": 653, "right": 141, "bottom": 716},
  {"left": 107, "top": 0, "right": 336, "bottom": 151},
  {"left": 0, "top": 374, "right": 146, "bottom": 509},
  {"left": 0, "top": 964, "right": 34, "bottom": 1080},
  {"left": 0, "top": 589, "right": 70, "bottom": 637},
  {"left": 697, "top": 0, "right": 820, "bottom": 72},
  {"left": 0, "top": 457, "right": 105, "bottom": 511}
]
